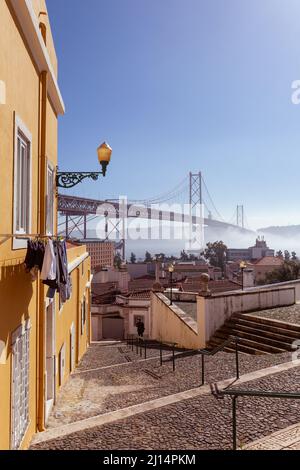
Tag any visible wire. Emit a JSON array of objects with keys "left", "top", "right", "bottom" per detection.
[
  {"left": 201, "top": 176, "right": 225, "bottom": 222},
  {"left": 116, "top": 175, "right": 189, "bottom": 205}
]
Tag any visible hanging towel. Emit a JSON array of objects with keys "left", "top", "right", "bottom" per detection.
[{"left": 41, "top": 240, "right": 56, "bottom": 281}]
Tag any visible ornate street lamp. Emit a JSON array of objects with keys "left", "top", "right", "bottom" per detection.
[
  {"left": 56, "top": 142, "right": 112, "bottom": 188},
  {"left": 240, "top": 260, "right": 247, "bottom": 290},
  {"left": 168, "top": 263, "right": 174, "bottom": 305}
]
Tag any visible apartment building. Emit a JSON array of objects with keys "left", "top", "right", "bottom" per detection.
[{"left": 79, "top": 239, "right": 115, "bottom": 269}]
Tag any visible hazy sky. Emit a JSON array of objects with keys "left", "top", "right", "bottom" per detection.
[{"left": 47, "top": 0, "right": 300, "bottom": 229}]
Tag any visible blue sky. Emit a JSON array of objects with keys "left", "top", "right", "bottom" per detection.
[{"left": 47, "top": 0, "right": 300, "bottom": 229}]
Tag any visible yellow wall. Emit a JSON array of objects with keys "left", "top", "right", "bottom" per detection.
[
  {"left": 55, "top": 246, "right": 91, "bottom": 392},
  {"left": 0, "top": 0, "right": 91, "bottom": 450},
  {"left": 0, "top": 0, "right": 41, "bottom": 450},
  {"left": 151, "top": 292, "right": 205, "bottom": 350}
]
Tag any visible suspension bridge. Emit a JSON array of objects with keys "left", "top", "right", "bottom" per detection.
[{"left": 58, "top": 172, "right": 255, "bottom": 259}]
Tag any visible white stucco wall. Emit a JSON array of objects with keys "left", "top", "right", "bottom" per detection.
[{"left": 202, "top": 286, "right": 295, "bottom": 342}]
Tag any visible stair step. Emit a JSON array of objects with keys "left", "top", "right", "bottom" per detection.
[
  {"left": 207, "top": 338, "right": 267, "bottom": 355},
  {"left": 233, "top": 313, "right": 300, "bottom": 332},
  {"left": 220, "top": 326, "right": 294, "bottom": 350},
  {"left": 213, "top": 332, "right": 286, "bottom": 354},
  {"left": 230, "top": 318, "right": 300, "bottom": 339},
  {"left": 224, "top": 321, "right": 298, "bottom": 343}
]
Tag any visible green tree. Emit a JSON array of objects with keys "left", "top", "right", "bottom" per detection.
[
  {"left": 155, "top": 253, "right": 166, "bottom": 262},
  {"left": 130, "top": 252, "right": 136, "bottom": 263},
  {"left": 144, "top": 251, "right": 152, "bottom": 262},
  {"left": 284, "top": 250, "right": 291, "bottom": 261},
  {"left": 180, "top": 250, "right": 189, "bottom": 261},
  {"left": 265, "top": 260, "right": 300, "bottom": 284},
  {"left": 292, "top": 251, "right": 297, "bottom": 260},
  {"left": 114, "top": 254, "right": 122, "bottom": 269},
  {"left": 203, "top": 241, "right": 227, "bottom": 274},
  {"left": 276, "top": 250, "right": 283, "bottom": 258}
]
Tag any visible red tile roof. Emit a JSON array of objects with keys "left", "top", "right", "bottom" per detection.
[
  {"left": 92, "top": 282, "right": 117, "bottom": 295},
  {"left": 128, "top": 290, "right": 151, "bottom": 300},
  {"left": 253, "top": 257, "right": 283, "bottom": 266}
]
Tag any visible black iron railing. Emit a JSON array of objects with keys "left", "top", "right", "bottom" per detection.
[
  {"left": 198, "top": 335, "right": 240, "bottom": 385},
  {"left": 126, "top": 334, "right": 240, "bottom": 381},
  {"left": 210, "top": 383, "right": 300, "bottom": 450},
  {"left": 126, "top": 335, "right": 177, "bottom": 371}
]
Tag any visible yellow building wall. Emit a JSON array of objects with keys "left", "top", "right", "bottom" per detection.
[
  {"left": 54, "top": 247, "right": 91, "bottom": 393},
  {"left": 0, "top": 0, "right": 40, "bottom": 450},
  {"left": 0, "top": 0, "right": 62, "bottom": 450},
  {"left": 31, "top": 0, "right": 58, "bottom": 77}
]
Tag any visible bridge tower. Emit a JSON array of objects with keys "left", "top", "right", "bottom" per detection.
[
  {"left": 189, "top": 172, "right": 202, "bottom": 208},
  {"left": 236, "top": 205, "right": 244, "bottom": 228},
  {"left": 188, "top": 172, "right": 204, "bottom": 254}
]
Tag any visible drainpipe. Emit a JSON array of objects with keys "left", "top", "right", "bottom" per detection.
[
  {"left": 77, "top": 267, "right": 81, "bottom": 364},
  {"left": 37, "top": 70, "right": 48, "bottom": 431}
]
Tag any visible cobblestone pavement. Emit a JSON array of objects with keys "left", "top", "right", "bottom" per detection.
[
  {"left": 76, "top": 342, "right": 128, "bottom": 370},
  {"left": 31, "top": 365, "right": 300, "bottom": 450},
  {"left": 45, "top": 342, "right": 293, "bottom": 429},
  {"left": 248, "top": 304, "right": 300, "bottom": 324}
]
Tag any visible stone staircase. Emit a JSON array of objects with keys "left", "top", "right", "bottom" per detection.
[{"left": 207, "top": 313, "right": 300, "bottom": 355}]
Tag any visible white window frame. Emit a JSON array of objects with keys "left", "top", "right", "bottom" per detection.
[
  {"left": 81, "top": 296, "right": 86, "bottom": 335},
  {"left": 46, "top": 161, "right": 55, "bottom": 235},
  {"left": 10, "top": 319, "right": 31, "bottom": 450},
  {"left": 13, "top": 115, "right": 32, "bottom": 250},
  {"left": 70, "top": 323, "right": 75, "bottom": 372},
  {"left": 58, "top": 343, "right": 66, "bottom": 386}
]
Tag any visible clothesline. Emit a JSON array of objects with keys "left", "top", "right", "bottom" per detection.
[{"left": 0, "top": 233, "right": 64, "bottom": 239}]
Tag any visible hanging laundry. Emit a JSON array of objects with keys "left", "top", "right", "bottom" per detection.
[
  {"left": 24, "top": 239, "right": 45, "bottom": 281},
  {"left": 25, "top": 238, "right": 72, "bottom": 301},
  {"left": 57, "top": 240, "right": 72, "bottom": 304},
  {"left": 41, "top": 239, "right": 56, "bottom": 281}
]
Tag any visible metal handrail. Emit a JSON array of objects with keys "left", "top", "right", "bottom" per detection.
[
  {"left": 199, "top": 335, "right": 238, "bottom": 356},
  {"left": 126, "top": 334, "right": 240, "bottom": 382},
  {"left": 126, "top": 335, "right": 177, "bottom": 370},
  {"left": 196, "top": 335, "right": 240, "bottom": 385},
  {"left": 211, "top": 383, "right": 300, "bottom": 450}
]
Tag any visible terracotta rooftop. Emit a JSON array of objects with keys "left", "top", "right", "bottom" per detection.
[
  {"left": 253, "top": 257, "right": 283, "bottom": 266},
  {"left": 128, "top": 290, "right": 151, "bottom": 300},
  {"left": 128, "top": 278, "right": 168, "bottom": 291},
  {"left": 92, "top": 282, "right": 118, "bottom": 295}
]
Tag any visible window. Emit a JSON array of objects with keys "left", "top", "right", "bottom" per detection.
[
  {"left": 70, "top": 324, "right": 75, "bottom": 372},
  {"left": 81, "top": 297, "right": 86, "bottom": 335},
  {"left": 46, "top": 163, "right": 55, "bottom": 235},
  {"left": 11, "top": 320, "right": 30, "bottom": 449},
  {"left": 58, "top": 343, "right": 66, "bottom": 386},
  {"left": 13, "top": 116, "right": 32, "bottom": 249}
]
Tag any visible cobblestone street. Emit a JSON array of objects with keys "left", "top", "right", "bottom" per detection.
[
  {"left": 248, "top": 304, "right": 300, "bottom": 324},
  {"left": 29, "top": 341, "right": 300, "bottom": 450}
]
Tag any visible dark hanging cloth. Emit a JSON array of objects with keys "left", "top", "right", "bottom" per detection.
[
  {"left": 36, "top": 241, "right": 45, "bottom": 270},
  {"left": 42, "top": 239, "right": 71, "bottom": 301},
  {"left": 57, "top": 240, "right": 72, "bottom": 303},
  {"left": 24, "top": 239, "right": 45, "bottom": 280},
  {"left": 24, "top": 240, "right": 36, "bottom": 273},
  {"left": 43, "top": 240, "right": 60, "bottom": 298}
]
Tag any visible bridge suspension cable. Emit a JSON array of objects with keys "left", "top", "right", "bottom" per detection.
[
  {"left": 201, "top": 175, "right": 225, "bottom": 222},
  {"left": 128, "top": 175, "right": 189, "bottom": 205}
]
